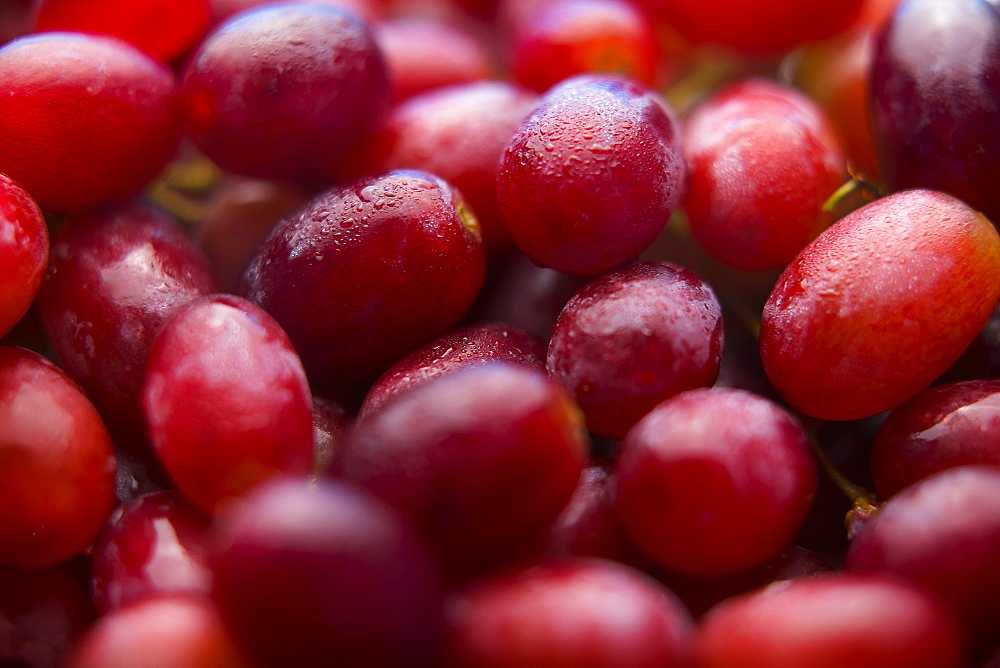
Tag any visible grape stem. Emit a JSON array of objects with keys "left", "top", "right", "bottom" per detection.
[{"left": 800, "top": 418, "right": 881, "bottom": 538}]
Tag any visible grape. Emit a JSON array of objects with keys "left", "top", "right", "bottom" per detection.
[
  {"left": 356, "top": 81, "right": 539, "bottom": 251},
  {"left": 0, "top": 32, "right": 182, "bottom": 212},
  {"left": 507, "top": 0, "right": 661, "bottom": 93},
  {"left": 331, "top": 362, "right": 588, "bottom": 578},
  {"left": 443, "top": 558, "right": 695, "bottom": 667},
  {"left": 870, "top": 0, "right": 1000, "bottom": 223},
  {"left": 846, "top": 466, "right": 1000, "bottom": 649},
  {"left": 143, "top": 294, "right": 314, "bottom": 512},
  {"left": 0, "top": 346, "right": 116, "bottom": 567},
  {"left": 359, "top": 321, "right": 546, "bottom": 417},
  {"left": 0, "top": 172, "right": 47, "bottom": 339},
  {"left": 871, "top": 380, "right": 1000, "bottom": 498},
  {"left": 376, "top": 16, "right": 496, "bottom": 103},
  {"left": 614, "top": 387, "right": 817, "bottom": 575},
  {"left": 240, "top": 169, "right": 486, "bottom": 401},
  {"left": 181, "top": 3, "right": 389, "bottom": 181},
  {"left": 695, "top": 573, "right": 965, "bottom": 667},
  {"left": 547, "top": 260, "right": 724, "bottom": 440},
  {"left": 35, "top": 0, "right": 211, "bottom": 62},
  {"left": 683, "top": 78, "right": 846, "bottom": 271},
  {"left": 66, "top": 596, "right": 249, "bottom": 668},
  {"left": 89, "top": 491, "right": 212, "bottom": 614},
  {"left": 760, "top": 189, "right": 1000, "bottom": 421},
  {"left": 0, "top": 564, "right": 95, "bottom": 668},
  {"left": 210, "top": 476, "right": 445, "bottom": 667},
  {"left": 652, "top": 0, "right": 865, "bottom": 53},
  {"left": 310, "top": 394, "right": 349, "bottom": 476},
  {"left": 497, "top": 74, "right": 685, "bottom": 275},
  {"left": 39, "top": 204, "right": 218, "bottom": 437}
]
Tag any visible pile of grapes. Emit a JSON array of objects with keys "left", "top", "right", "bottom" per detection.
[{"left": 2, "top": 0, "right": 1000, "bottom": 665}]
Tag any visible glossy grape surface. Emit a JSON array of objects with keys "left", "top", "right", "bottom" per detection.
[
  {"left": 683, "top": 78, "right": 845, "bottom": 272},
  {"left": 182, "top": 3, "right": 389, "bottom": 181},
  {"left": 241, "top": 170, "right": 486, "bottom": 400},
  {"left": 39, "top": 205, "right": 218, "bottom": 436},
  {"left": 360, "top": 321, "right": 545, "bottom": 417},
  {"left": 615, "top": 387, "right": 817, "bottom": 575},
  {"left": 0, "top": 32, "right": 181, "bottom": 212},
  {"left": 0, "top": 346, "right": 116, "bottom": 567},
  {"left": 870, "top": 0, "right": 1000, "bottom": 223},
  {"left": 761, "top": 189, "right": 1000, "bottom": 420},
  {"left": 143, "top": 294, "right": 314, "bottom": 511},
  {"left": 0, "top": 173, "right": 47, "bottom": 338},
  {"left": 89, "top": 491, "right": 212, "bottom": 614},
  {"left": 547, "top": 261, "right": 723, "bottom": 439},
  {"left": 497, "top": 75, "right": 685, "bottom": 275},
  {"left": 332, "top": 363, "right": 588, "bottom": 578},
  {"left": 871, "top": 380, "right": 1000, "bottom": 497}
]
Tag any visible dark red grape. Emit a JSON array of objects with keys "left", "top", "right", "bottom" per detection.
[
  {"left": 0, "top": 346, "right": 116, "bottom": 567},
  {"left": 870, "top": 0, "right": 1000, "bottom": 223},
  {"left": 143, "top": 294, "right": 314, "bottom": 511},
  {"left": 35, "top": 0, "right": 211, "bottom": 62},
  {"left": 0, "top": 564, "right": 95, "bottom": 668},
  {"left": 241, "top": 170, "right": 486, "bottom": 400},
  {"left": 547, "top": 260, "right": 723, "bottom": 440},
  {"left": 0, "top": 172, "right": 48, "bottom": 338},
  {"left": 615, "top": 387, "right": 817, "bottom": 575},
  {"left": 846, "top": 466, "right": 1000, "bottom": 649},
  {"left": 683, "top": 78, "right": 846, "bottom": 271},
  {"left": 182, "top": 3, "right": 389, "bottom": 181},
  {"left": 359, "top": 321, "right": 546, "bottom": 417},
  {"left": 497, "top": 74, "right": 685, "bottom": 275},
  {"left": 89, "top": 491, "right": 212, "bottom": 614},
  {"left": 0, "top": 32, "right": 181, "bottom": 212},
  {"left": 695, "top": 573, "right": 965, "bottom": 667},
  {"left": 760, "top": 189, "right": 1000, "bottom": 421},
  {"left": 39, "top": 204, "right": 218, "bottom": 437},
  {"left": 331, "top": 362, "right": 588, "bottom": 578},
  {"left": 210, "top": 476, "right": 445, "bottom": 667},
  {"left": 443, "top": 558, "right": 694, "bottom": 667},
  {"left": 871, "top": 380, "right": 1000, "bottom": 498}
]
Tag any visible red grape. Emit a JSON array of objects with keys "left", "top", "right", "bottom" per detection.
[
  {"left": 210, "top": 476, "right": 445, "bottom": 667},
  {"left": 682, "top": 78, "right": 846, "bottom": 271},
  {"left": 871, "top": 380, "right": 1000, "bottom": 498},
  {"left": 846, "top": 466, "right": 1000, "bottom": 649},
  {"left": 760, "top": 189, "right": 1000, "bottom": 421},
  {"left": 0, "top": 32, "right": 181, "bottom": 212},
  {"left": 0, "top": 346, "right": 116, "bottom": 567},
  {"left": 35, "top": 0, "right": 211, "bottom": 62},
  {"left": 241, "top": 170, "right": 486, "bottom": 400},
  {"left": 0, "top": 172, "right": 48, "bottom": 338},
  {"left": 497, "top": 74, "right": 685, "bottom": 275},
  {"left": 67, "top": 595, "right": 250, "bottom": 668},
  {"left": 89, "top": 491, "right": 212, "bottom": 614},
  {"left": 39, "top": 204, "right": 218, "bottom": 437},
  {"left": 182, "top": 3, "right": 389, "bottom": 181},
  {"left": 143, "top": 294, "right": 314, "bottom": 512},
  {"left": 443, "top": 558, "right": 694, "bottom": 667},
  {"left": 331, "top": 362, "right": 588, "bottom": 578},
  {"left": 870, "top": 0, "right": 1000, "bottom": 223},
  {"left": 615, "top": 387, "right": 817, "bottom": 575},
  {"left": 695, "top": 573, "right": 965, "bottom": 667}
]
